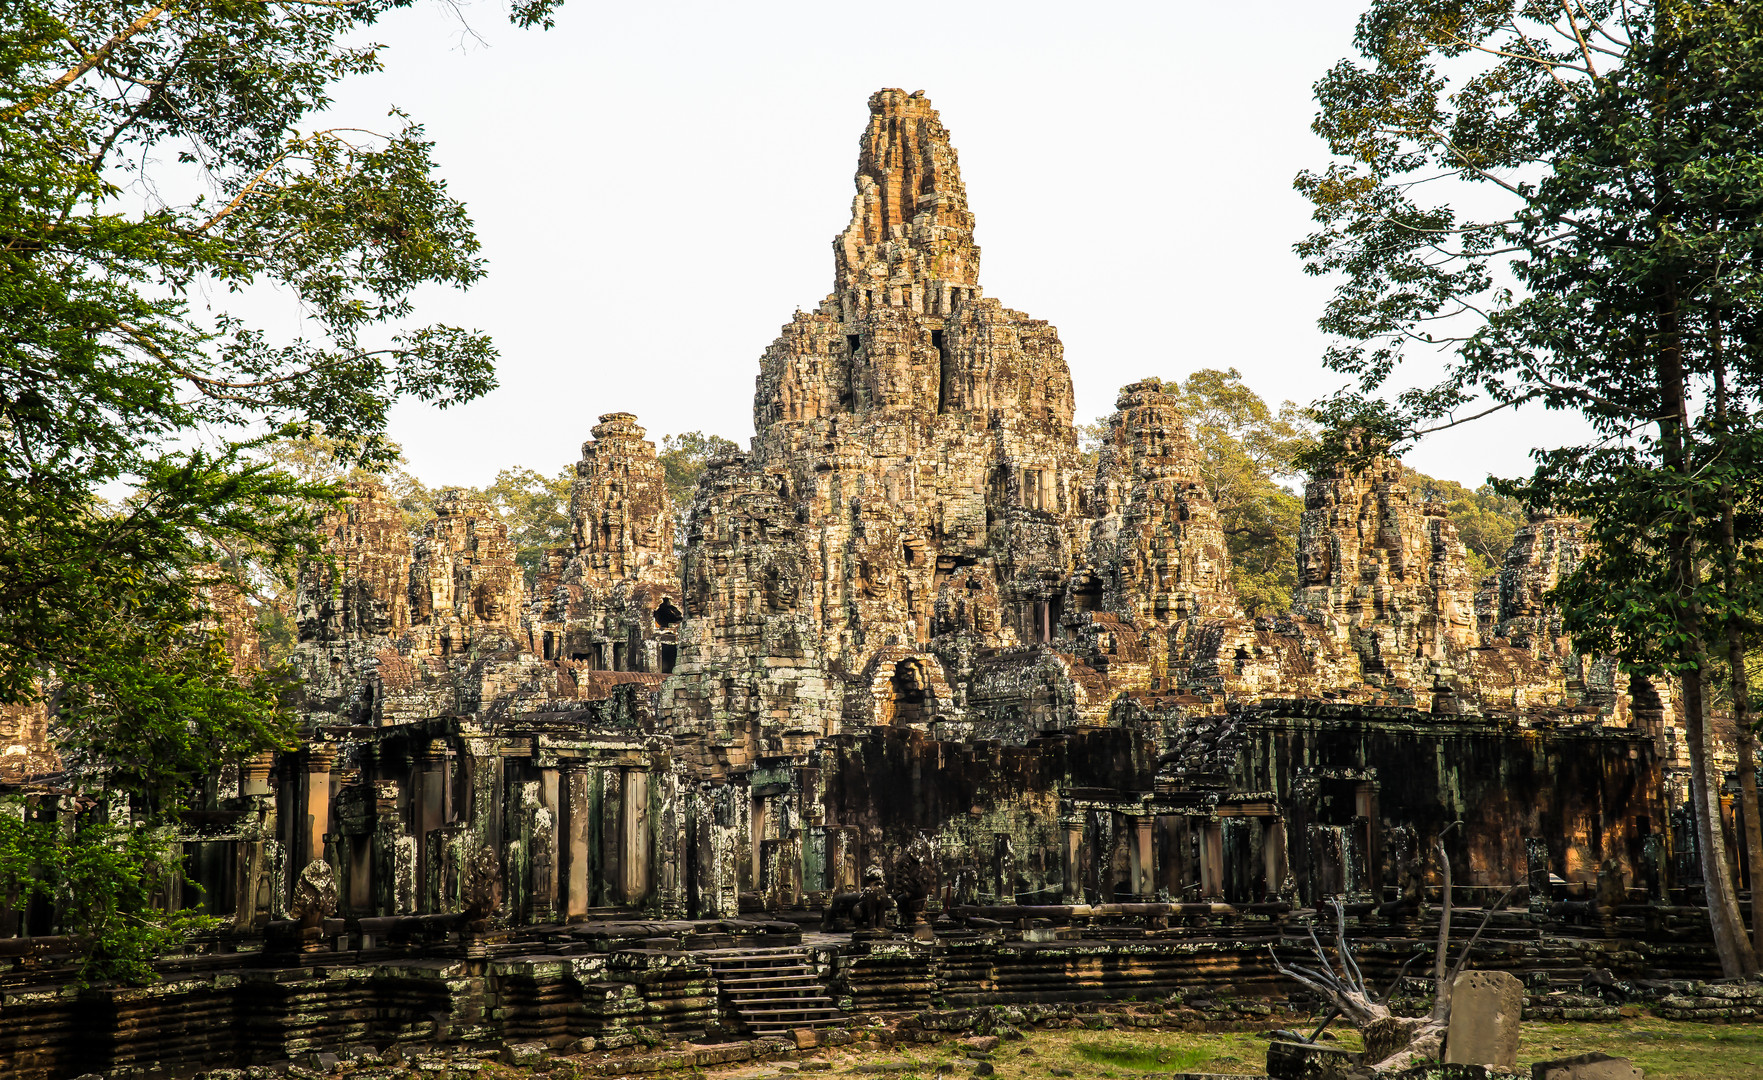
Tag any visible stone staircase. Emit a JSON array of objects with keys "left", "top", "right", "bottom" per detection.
[{"left": 701, "top": 948, "right": 845, "bottom": 1037}]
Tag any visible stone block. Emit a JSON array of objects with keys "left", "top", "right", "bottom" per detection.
[
  {"left": 792, "top": 1029, "right": 819, "bottom": 1050},
  {"left": 501, "top": 1044, "right": 548, "bottom": 1067},
  {"left": 1444, "top": 970, "right": 1525, "bottom": 1068},
  {"left": 959, "top": 1036, "right": 1000, "bottom": 1052},
  {"left": 1530, "top": 1053, "right": 1643, "bottom": 1080},
  {"left": 1266, "top": 1040, "right": 1362, "bottom": 1080}
]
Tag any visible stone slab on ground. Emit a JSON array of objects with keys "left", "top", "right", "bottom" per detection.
[{"left": 1530, "top": 1053, "right": 1643, "bottom": 1080}]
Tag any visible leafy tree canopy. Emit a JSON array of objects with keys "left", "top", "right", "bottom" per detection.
[
  {"left": 1166, "top": 369, "right": 1315, "bottom": 616},
  {"left": 658, "top": 432, "right": 741, "bottom": 516},
  {"left": 1296, "top": 0, "right": 1763, "bottom": 974},
  {"left": 1401, "top": 468, "right": 1527, "bottom": 578},
  {"left": 476, "top": 466, "right": 574, "bottom": 583},
  {"left": 1, "top": 0, "right": 562, "bottom": 981}
]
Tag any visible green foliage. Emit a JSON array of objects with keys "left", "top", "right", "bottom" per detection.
[
  {"left": 1300, "top": 0, "right": 1763, "bottom": 972},
  {"left": 1094, "top": 371, "right": 1315, "bottom": 614},
  {"left": 1401, "top": 468, "right": 1527, "bottom": 578},
  {"left": 1076, "top": 418, "right": 1110, "bottom": 473},
  {"left": 658, "top": 432, "right": 741, "bottom": 514},
  {"left": 1, "top": 0, "right": 559, "bottom": 981},
  {"left": 476, "top": 466, "right": 575, "bottom": 584},
  {"left": 1297, "top": 0, "right": 1763, "bottom": 664},
  {"left": 1168, "top": 370, "right": 1314, "bottom": 615},
  {"left": 262, "top": 434, "right": 436, "bottom": 535}
]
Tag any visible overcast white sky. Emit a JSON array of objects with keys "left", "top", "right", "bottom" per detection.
[{"left": 318, "top": 0, "right": 1592, "bottom": 490}]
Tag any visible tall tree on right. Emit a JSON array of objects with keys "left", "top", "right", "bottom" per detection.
[{"left": 1299, "top": 0, "right": 1763, "bottom": 975}]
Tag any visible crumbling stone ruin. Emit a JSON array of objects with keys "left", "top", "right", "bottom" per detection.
[{"left": 0, "top": 89, "right": 1735, "bottom": 1078}]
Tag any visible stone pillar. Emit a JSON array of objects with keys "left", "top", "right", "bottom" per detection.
[
  {"left": 535, "top": 767, "right": 561, "bottom": 920},
  {"left": 827, "top": 826, "right": 854, "bottom": 893},
  {"left": 417, "top": 739, "right": 450, "bottom": 913},
  {"left": 242, "top": 751, "right": 275, "bottom": 797},
  {"left": 373, "top": 779, "right": 415, "bottom": 915},
  {"left": 1062, "top": 818, "right": 1084, "bottom": 902},
  {"left": 599, "top": 767, "right": 621, "bottom": 907},
  {"left": 1133, "top": 818, "right": 1154, "bottom": 898},
  {"left": 1355, "top": 782, "right": 1381, "bottom": 897},
  {"left": 305, "top": 746, "right": 336, "bottom": 870},
  {"left": 234, "top": 752, "right": 277, "bottom": 930},
  {"left": 1199, "top": 820, "right": 1224, "bottom": 900},
  {"left": 1263, "top": 818, "right": 1288, "bottom": 900},
  {"left": 564, "top": 765, "right": 592, "bottom": 918},
  {"left": 749, "top": 793, "right": 765, "bottom": 889},
  {"left": 654, "top": 767, "right": 686, "bottom": 918},
  {"left": 621, "top": 769, "right": 650, "bottom": 906}
]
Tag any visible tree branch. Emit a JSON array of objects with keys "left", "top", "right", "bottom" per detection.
[{"left": 5, "top": 6, "right": 170, "bottom": 120}]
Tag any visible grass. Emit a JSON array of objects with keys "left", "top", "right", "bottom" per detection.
[
  {"left": 1519, "top": 1020, "right": 1763, "bottom": 1080},
  {"left": 1068, "top": 1038, "right": 1211, "bottom": 1072},
  {"left": 532, "top": 1017, "right": 1763, "bottom": 1080}
]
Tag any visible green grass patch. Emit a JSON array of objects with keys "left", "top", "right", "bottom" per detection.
[{"left": 1068, "top": 1039, "right": 1210, "bottom": 1072}]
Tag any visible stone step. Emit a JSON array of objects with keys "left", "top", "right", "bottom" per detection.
[{"left": 724, "top": 989, "right": 831, "bottom": 1002}]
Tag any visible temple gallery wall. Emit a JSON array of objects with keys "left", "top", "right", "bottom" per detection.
[{"left": 0, "top": 89, "right": 1735, "bottom": 1079}]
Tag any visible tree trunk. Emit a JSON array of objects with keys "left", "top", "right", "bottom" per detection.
[
  {"left": 1739, "top": 725, "right": 1762, "bottom": 961},
  {"left": 1713, "top": 351, "right": 1762, "bottom": 964},
  {"left": 1659, "top": 295, "right": 1756, "bottom": 977}
]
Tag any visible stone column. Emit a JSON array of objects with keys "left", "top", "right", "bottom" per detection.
[
  {"left": 1062, "top": 818, "right": 1084, "bottom": 902},
  {"left": 416, "top": 739, "right": 451, "bottom": 912},
  {"left": 242, "top": 751, "right": 275, "bottom": 797},
  {"left": 1263, "top": 818, "right": 1288, "bottom": 900},
  {"left": 1355, "top": 782, "right": 1380, "bottom": 897},
  {"left": 373, "top": 779, "right": 415, "bottom": 915},
  {"left": 1134, "top": 818, "right": 1154, "bottom": 898},
  {"left": 599, "top": 767, "right": 621, "bottom": 907},
  {"left": 749, "top": 793, "right": 766, "bottom": 890},
  {"left": 564, "top": 765, "right": 592, "bottom": 918},
  {"left": 621, "top": 769, "right": 650, "bottom": 906},
  {"left": 234, "top": 752, "right": 276, "bottom": 930},
  {"left": 827, "top": 826, "right": 853, "bottom": 894},
  {"left": 1199, "top": 820, "right": 1224, "bottom": 900},
  {"left": 305, "top": 745, "right": 336, "bottom": 870},
  {"left": 535, "top": 766, "right": 561, "bottom": 920}
]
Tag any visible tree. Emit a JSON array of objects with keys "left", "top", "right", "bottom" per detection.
[
  {"left": 477, "top": 466, "right": 574, "bottom": 583},
  {"left": 658, "top": 431, "right": 740, "bottom": 530},
  {"left": 1169, "top": 369, "right": 1315, "bottom": 615},
  {"left": 1, "top": 0, "right": 561, "bottom": 980},
  {"left": 1297, "top": 0, "right": 1763, "bottom": 975},
  {"left": 1400, "top": 469, "right": 1527, "bottom": 578}
]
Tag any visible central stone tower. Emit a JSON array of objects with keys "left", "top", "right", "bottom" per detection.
[{"left": 666, "top": 89, "right": 1090, "bottom": 759}]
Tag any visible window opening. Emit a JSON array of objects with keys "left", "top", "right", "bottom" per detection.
[{"left": 933, "top": 329, "right": 953, "bottom": 414}]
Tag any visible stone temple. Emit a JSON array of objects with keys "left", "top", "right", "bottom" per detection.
[{"left": 0, "top": 89, "right": 1730, "bottom": 1075}]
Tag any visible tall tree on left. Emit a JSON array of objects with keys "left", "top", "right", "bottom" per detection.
[{"left": 0, "top": 0, "right": 563, "bottom": 982}]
